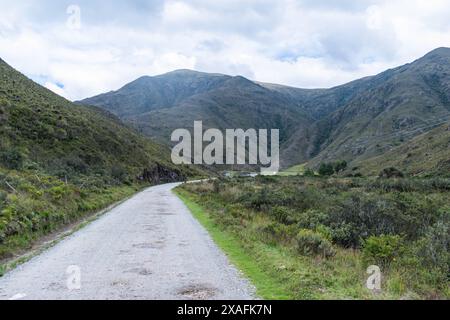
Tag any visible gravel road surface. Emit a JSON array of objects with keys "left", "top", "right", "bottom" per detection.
[{"left": 0, "top": 183, "right": 255, "bottom": 300}]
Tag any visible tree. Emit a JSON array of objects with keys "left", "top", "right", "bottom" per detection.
[
  {"left": 318, "top": 163, "right": 334, "bottom": 176},
  {"left": 0, "top": 149, "right": 24, "bottom": 170},
  {"left": 334, "top": 160, "right": 348, "bottom": 173}
]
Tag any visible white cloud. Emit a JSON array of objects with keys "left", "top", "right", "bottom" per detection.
[
  {"left": 0, "top": 0, "right": 450, "bottom": 100},
  {"left": 44, "top": 82, "right": 66, "bottom": 97}
]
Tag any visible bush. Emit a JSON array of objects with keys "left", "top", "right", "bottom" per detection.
[
  {"left": 296, "top": 229, "right": 335, "bottom": 258},
  {"left": 318, "top": 163, "right": 334, "bottom": 176},
  {"left": 111, "top": 165, "right": 128, "bottom": 183},
  {"left": 271, "top": 206, "right": 297, "bottom": 225},
  {"left": 327, "top": 193, "right": 438, "bottom": 247},
  {"left": 297, "top": 209, "right": 329, "bottom": 230},
  {"left": 379, "top": 167, "right": 404, "bottom": 179},
  {"left": 334, "top": 160, "right": 348, "bottom": 173},
  {"left": 415, "top": 219, "right": 450, "bottom": 273},
  {"left": 362, "top": 235, "right": 405, "bottom": 267},
  {"left": 0, "top": 149, "right": 24, "bottom": 170},
  {"left": 261, "top": 222, "right": 297, "bottom": 245}
]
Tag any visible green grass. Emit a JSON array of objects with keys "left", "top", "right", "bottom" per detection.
[
  {"left": 175, "top": 188, "right": 391, "bottom": 300},
  {"left": 176, "top": 177, "right": 450, "bottom": 299},
  {"left": 279, "top": 163, "right": 308, "bottom": 176},
  {"left": 175, "top": 189, "right": 291, "bottom": 299},
  {"left": 0, "top": 175, "right": 143, "bottom": 263}
]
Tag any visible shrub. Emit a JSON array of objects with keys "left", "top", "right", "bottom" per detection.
[
  {"left": 271, "top": 206, "right": 296, "bottom": 224},
  {"left": 297, "top": 209, "right": 329, "bottom": 230},
  {"left": 0, "top": 149, "right": 24, "bottom": 170},
  {"left": 261, "top": 222, "right": 297, "bottom": 245},
  {"left": 318, "top": 163, "right": 334, "bottom": 176},
  {"left": 327, "top": 193, "right": 438, "bottom": 247},
  {"left": 296, "top": 229, "right": 336, "bottom": 258},
  {"left": 111, "top": 165, "right": 128, "bottom": 183},
  {"left": 379, "top": 167, "right": 404, "bottom": 179},
  {"left": 303, "top": 168, "right": 316, "bottom": 177},
  {"left": 333, "top": 160, "right": 348, "bottom": 173},
  {"left": 362, "top": 235, "right": 405, "bottom": 267},
  {"left": 415, "top": 219, "right": 450, "bottom": 273}
]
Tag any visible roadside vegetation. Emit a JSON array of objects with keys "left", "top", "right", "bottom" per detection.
[
  {"left": 177, "top": 176, "right": 449, "bottom": 299},
  {"left": 0, "top": 167, "right": 144, "bottom": 266},
  {"left": 0, "top": 58, "right": 202, "bottom": 268}
]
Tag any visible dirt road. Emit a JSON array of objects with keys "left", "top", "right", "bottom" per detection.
[{"left": 0, "top": 183, "right": 255, "bottom": 300}]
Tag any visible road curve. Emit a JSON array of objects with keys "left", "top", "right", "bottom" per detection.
[{"left": 0, "top": 183, "right": 255, "bottom": 300}]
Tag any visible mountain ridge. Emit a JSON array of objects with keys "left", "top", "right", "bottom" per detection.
[{"left": 79, "top": 48, "right": 450, "bottom": 175}]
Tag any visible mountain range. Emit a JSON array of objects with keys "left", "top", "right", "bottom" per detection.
[{"left": 79, "top": 48, "right": 450, "bottom": 176}]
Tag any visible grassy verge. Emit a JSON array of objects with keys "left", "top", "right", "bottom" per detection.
[
  {"left": 0, "top": 171, "right": 147, "bottom": 274},
  {"left": 175, "top": 188, "right": 291, "bottom": 299}
]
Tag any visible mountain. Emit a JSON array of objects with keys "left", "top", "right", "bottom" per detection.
[
  {"left": 355, "top": 122, "right": 450, "bottom": 177},
  {"left": 79, "top": 70, "right": 313, "bottom": 149},
  {"left": 303, "top": 47, "right": 450, "bottom": 168},
  {"left": 79, "top": 48, "right": 450, "bottom": 175},
  {"left": 80, "top": 70, "right": 232, "bottom": 118},
  {"left": 0, "top": 58, "right": 195, "bottom": 185}
]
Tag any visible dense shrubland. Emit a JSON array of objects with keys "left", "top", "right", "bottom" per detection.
[{"left": 180, "top": 176, "right": 450, "bottom": 299}]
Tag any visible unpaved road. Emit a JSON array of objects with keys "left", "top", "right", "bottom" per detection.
[{"left": 0, "top": 183, "right": 255, "bottom": 300}]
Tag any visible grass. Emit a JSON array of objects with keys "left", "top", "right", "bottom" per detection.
[
  {"left": 175, "top": 189, "right": 291, "bottom": 299},
  {"left": 279, "top": 163, "right": 308, "bottom": 176},
  {"left": 0, "top": 178, "right": 143, "bottom": 264},
  {"left": 0, "top": 185, "right": 140, "bottom": 276},
  {"left": 176, "top": 177, "right": 450, "bottom": 300},
  {"left": 175, "top": 188, "right": 392, "bottom": 300}
]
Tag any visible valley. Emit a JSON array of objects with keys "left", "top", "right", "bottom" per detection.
[
  {"left": 80, "top": 48, "right": 450, "bottom": 177},
  {"left": 0, "top": 48, "right": 449, "bottom": 301}
]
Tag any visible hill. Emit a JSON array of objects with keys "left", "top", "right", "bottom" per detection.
[
  {"left": 78, "top": 70, "right": 313, "bottom": 148},
  {"left": 0, "top": 58, "right": 198, "bottom": 260},
  {"left": 304, "top": 48, "right": 450, "bottom": 169},
  {"left": 354, "top": 122, "right": 450, "bottom": 177}
]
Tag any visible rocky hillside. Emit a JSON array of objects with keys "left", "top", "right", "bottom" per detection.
[{"left": 305, "top": 48, "right": 450, "bottom": 168}]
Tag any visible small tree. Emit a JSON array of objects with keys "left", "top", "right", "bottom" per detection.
[
  {"left": 334, "top": 160, "right": 348, "bottom": 173},
  {"left": 318, "top": 163, "right": 334, "bottom": 176},
  {"left": 0, "top": 149, "right": 24, "bottom": 170}
]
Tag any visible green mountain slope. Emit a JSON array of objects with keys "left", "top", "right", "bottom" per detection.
[
  {"left": 0, "top": 58, "right": 192, "bottom": 183},
  {"left": 0, "top": 58, "right": 197, "bottom": 260},
  {"left": 127, "top": 76, "right": 312, "bottom": 146},
  {"left": 354, "top": 122, "right": 450, "bottom": 177},
  {"left": 306, "top": 48, "right": 450, "bottom": 169},
  {"left": 80, "top": 70, "right": 232, "bottom": 119}
]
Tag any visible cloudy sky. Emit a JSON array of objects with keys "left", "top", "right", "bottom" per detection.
[{"left": 0, "top": 0, "right": 449, "bottom": 101}]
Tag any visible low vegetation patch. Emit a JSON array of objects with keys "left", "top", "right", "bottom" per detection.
[
  {"left": 178, "top": 176, "right": 450, "bottom": 299},
  {"left": 0, "top": 168, "right": 143, "bottom": 262}
]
